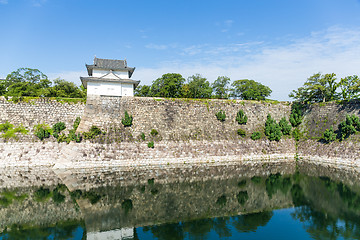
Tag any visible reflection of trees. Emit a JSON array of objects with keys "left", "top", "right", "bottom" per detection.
[
  {"left": 292, "top": 205, "right": 360, "bottom": 239},
  {"left": 213, "top": 217, "right": 232, "bottom": 238},
  {"left": 1, "top": 222, "right": 84, "bottom": 240},
  {"left": 231, "top": 211, "right": 273, "bottom": 232},
  {"left": 143, "top": 223, "right": 184, "bottom": 240}
]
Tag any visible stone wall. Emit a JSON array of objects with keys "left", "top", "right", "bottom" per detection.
[
  {"left": 78, "top": 95, "right": 291, "bottom": 141},
  {"left": 0, "top": 97, "right": 84, "bottom": 142}
]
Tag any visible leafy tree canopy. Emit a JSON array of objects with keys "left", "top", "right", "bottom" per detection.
[
  {"left": 2, "top": 68, "right": 85, "bottom": 98},
  {"left": 150, "top": 73, "right": 185, "bottom": 98},
  {"left": 212, "top": 76, "right": 230, "bottom": 99},
  {"left": 231, "top": 79, "right": 272, "bottom": 100},
  {"left": 187, "top": 74, "right": 212, "bottom": 98},
  {"left": 289, "top": 73, "right": 339, "bottom": 103}
]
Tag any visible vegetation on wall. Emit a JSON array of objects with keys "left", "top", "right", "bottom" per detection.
[
  {"left": 264, "top": 114, "right": 282, "bottom": 141},
  {"left": 0, "top": 121, "right": 28, "bottom": 140},
  {"left": 215, "top": 110, "right": 226, "bottom": 122},
  {"left": 121, "top": 111, "right": 133, "bottom": 127},
  {"left": 251, "top": 131, "right": 261, "bottom": 140},
  {"left": 236, "top": 110, "right": 247, "bottom": 125}
]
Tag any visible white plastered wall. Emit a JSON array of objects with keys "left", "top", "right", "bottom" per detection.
[{"left": 87, "top": 81, "right": 134, "bottom": 97}]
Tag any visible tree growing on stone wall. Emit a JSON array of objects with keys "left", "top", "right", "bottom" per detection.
[
  {"left": 122, "top": 111, "right": 133, "bottom": 127},
  {"left": 265, "top": 114, "right": 282, "bottom": 141},
  {"left": 236, "top": 110, "right": 248, "bottom": 125}
]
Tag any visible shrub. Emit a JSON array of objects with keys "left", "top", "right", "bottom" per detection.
[
  {"left": 73, "top": 117, "right": 81, "bottom": 131},
  {"left": 83, "top": 126, "right": 102, "bottom": 140},
  {"left": 34, "top": 123, "right": 52, "bottom": 141},
  {"left": 68, "top": 129, "right": 82, "bottom": 143},
  {"left": 279, "top": 117, "right": 292, "bottom": 135},
  {"left": 251, "top": 131, "right": 261, "bottom": 140},
  {"left": 338, "top": 114, "right": 360, "bottom": 140},
  {"left": 265, "top": 114, "right": 282, "bottom": 141},
  {"left": 289, "top": 103, "right": 303, "bottom": 127},
  {"left": 237, "top": 128, "right": 246, "bottom": 137},
  {"left": 150, "top": 129, "right": 158, "bottom": 136},
  {"left": 215, "top": 110, "right": 226, "bottom": 122},
  {"left": 57, "top": 133, "right": 70, "bottom": 143},
  {"left": 121, "top": 111, "right": 133, "bottom": 127},
  {"left": 52, "top": 122, "right": 66, "bottom": 135},
  {"left": 323, "top": 127, "right": 336, "bottom": 143},
  {"left": 0, "top": 121, "right": 14, "bottom": 132},
  {"left": 35, "top": 127, "right": 51, "bottom": 141},
  {"left": 148, "top": 141, "right": 154, "bottom": 148},
  {"left": 236, "top": 110, "right": 248, "bottom": 124},
  {"left": 140, "top": 132, "right": 146, "bottom": 141},
  {"left": 0, "top": 124, "right": 28, "bottom": 140},
  {"left": 292, "top": 128, "right": 301, "bottom": 141}
]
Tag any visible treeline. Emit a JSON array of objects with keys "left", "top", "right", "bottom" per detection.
[
  {"left": 135, "top": 73, "right": 272, "bottom": 100},
  {"left": 290, "top": 73, "right": 360, "bottom": 103},
  {"left": 1, "top": 68, "right": 86, "bottom": 98}
]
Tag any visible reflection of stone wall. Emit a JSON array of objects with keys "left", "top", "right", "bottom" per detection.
[{"left": 76, "top": 162, "right": 296, "bottom": 232}]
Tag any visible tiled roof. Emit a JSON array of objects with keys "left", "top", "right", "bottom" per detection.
[{"left": 86, "top": 57, "right": 135, "bottom": 78}]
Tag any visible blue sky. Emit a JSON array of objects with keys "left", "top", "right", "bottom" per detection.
[{"left": 1, "top": 0, "right": 360, "bottom": 100}]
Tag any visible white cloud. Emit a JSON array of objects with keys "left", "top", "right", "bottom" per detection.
[
  {"left": 135, "top": 26, "right": 360, "bottom": 100},
  {"left": 32, "top": 0, "right": 47, "bottom": 7},
  {"left": 145, "top": 43, "right": 178, "bottom": 50},
  {"left": 48, "top": 71, "right": 85, "bottom": 86},
  {"left": 0, "top": 0, "right": 8, "bottom": 4}
]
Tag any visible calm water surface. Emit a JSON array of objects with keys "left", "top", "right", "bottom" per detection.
[{"left": 0, "top": 162, "right": 360, "bottom": 239}]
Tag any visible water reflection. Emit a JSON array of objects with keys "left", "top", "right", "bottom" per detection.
[{"left": 0, "top": 162, "right": 360, "bottom": 239}]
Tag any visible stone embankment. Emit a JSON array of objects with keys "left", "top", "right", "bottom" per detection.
[{"left": 0, "top": 96, "right": 359, "bottom": 172}]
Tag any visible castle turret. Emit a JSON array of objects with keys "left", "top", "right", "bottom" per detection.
[{"left": 80, "top": 57, "right": 140, "bottom": 97}]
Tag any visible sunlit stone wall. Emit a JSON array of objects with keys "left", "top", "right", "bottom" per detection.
[{"left": 78, "top": 95, "right": 292, "bottom": 141}]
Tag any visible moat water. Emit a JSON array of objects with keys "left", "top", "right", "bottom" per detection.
[{"left": 0, "top": 161, "right": 360, "bottom": 239}]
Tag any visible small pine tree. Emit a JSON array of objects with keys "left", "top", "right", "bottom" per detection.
[
  {"left": 121, "top": 111, "right": 133, "bottom": 127},
  {"left": 265, "top": 114, "right": 282, "bottom": 141},
  {"left": 216, "top": 110, "right": 226, "bottom": 122},
  {"left": 279, "top": 117, "right": 292, "bottom": 135},
  {"left": 323, "top": 127, "right": 336, "bottom": 143},
  {"left": 236, "top": 110, "right": 248, "bottom": 125},
  {"left": 251, "top": 131, "right": 261, "bottom": 140}
]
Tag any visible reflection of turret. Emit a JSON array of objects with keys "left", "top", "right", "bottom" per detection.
[{"left": 87, "top": 227, "right": 134, "bottom": 240}]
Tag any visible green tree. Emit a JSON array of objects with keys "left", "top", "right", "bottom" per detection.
[
  {"left": 187, "top": 74, "right": 212, "bottom": 98},
  {"left": 279, "top": 117, "right": 292, "bottom": 135},
  {"left": 339, "top": 75, "right": 360, "bottom": 101},
  {"left": 135, "top": 85, "right": 152, "bottom": 97},
  {"left": 231, "top": 79, "right": 272, "bottom": 100},
  {"left": 45, "top": 78, "right": 85, "bottom": 98},
  {"left": 265, "top": 114, "right": 282, "bottom": 141},
  {"left": 150, "top": 73, "right": 185, "bottom": 98},
  {"left": 289, "top": 73, "right": 339, "bottom": 103},
  {"left": 212, "top": 76, "right": 230, "bottom": 99},
  {"left": 323, "top": 127, "right": 336, "bottom": 143},
  {"left": 236, "top": 110, "right": 248, "bottom": 124},
  {"left": 4, "top": 68, "right": 51, "bottom": 97}
]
